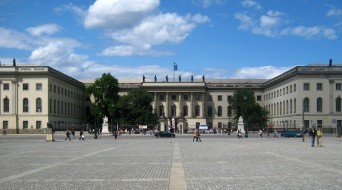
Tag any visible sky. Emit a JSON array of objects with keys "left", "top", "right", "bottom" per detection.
[{"left": 0, "top": 0, "right": 341, "bottom": 81}]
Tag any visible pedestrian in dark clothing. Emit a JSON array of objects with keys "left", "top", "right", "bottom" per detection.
[
  {"left": 196, "top": 131, "right": 201, "bottom": 142},
  {"left": 79, "top": 130, "right": 85, "bottom": 141},
  {"left": 65, "top": 130, "right": 71, "bottom": 141},
  {"left": 309, "top": 126, "right": 317, "bottom": 147},
  {"left": 71, "top": 129, "right": 75, "bottom": 139},
  {"left": 114, "top": 131, "right": 118, "bottom": 140}
]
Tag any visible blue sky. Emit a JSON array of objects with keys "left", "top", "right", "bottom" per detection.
[{"left": 0, "top": 0, "right": 341, "bottom": 80}]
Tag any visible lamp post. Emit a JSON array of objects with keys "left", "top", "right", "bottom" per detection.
[
  {"left": 243, "top": 96, "right": 248, "bottom": 137},
  {"left": 302, "top": 108, "right": 305, "bottom": 142}
]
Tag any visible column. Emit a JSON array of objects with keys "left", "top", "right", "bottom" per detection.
[
  {"left": 165, "top": 93, "right": 169, "bottom": 118},
  {"left": 189, "top": 92, "right": 193, "bottom": 118},
  {"left": 178, "top": 93, "right": 182, "bottom": 117},
  {"left": 154, "top": 92, "right": 157, "bottom": 115},
  {"left": 202, "top": 92, "right": 205, "bottom": 118}
]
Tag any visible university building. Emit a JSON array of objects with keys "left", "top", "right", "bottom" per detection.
[{"left": 1, "top": 64, "right": 342, "bottom": 133}]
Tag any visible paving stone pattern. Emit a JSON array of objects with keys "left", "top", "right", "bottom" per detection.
[{"left": 0, "top": 134, "right": 341, "bottom": 190}]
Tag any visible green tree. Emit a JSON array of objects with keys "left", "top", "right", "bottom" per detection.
[
  {"left": 231, "top": 89, "right": 268, "bottom": 130},
  {"left": 117, "top": 88, "right": 158, "bottom": 126},
  {"left": 86, "top": 73, "right": 119, "bottom": 127}
]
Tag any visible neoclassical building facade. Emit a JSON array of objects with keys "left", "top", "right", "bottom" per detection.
[{"left": 1, "top": 64, "right": 342, "bottom": 133}]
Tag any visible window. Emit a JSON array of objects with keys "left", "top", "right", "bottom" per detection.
[
  {"left": 218, "top": 122, "right": 222, "bottom": 129},
  {"left": 336, "top": 97, "right": 341, "bottom": 112},
  {"left": 171, "top": 95, "right": 176, "bottom": 101},
  {"left": 61, "top": 88, "right": 64, "bottom": 95},
  {"left": 217, "top": 106, "right": 222, "bottom": 117},
  {"left": 207, "top": 106, "right": 212, "bottom": 117},
  {"left": 49, "top": 84, "right": 52, "bottom": 92},
  {"left": 228, "top": 106, "right": 232, "bottom": 117},
  {"left": 54, "top": 85, "right": 56, "bottom": 93},
  {"left": 316, "top": 83, "right": 323, "bottom": 91},
  {"left": 23, "top": 83, "right": 29, "bottom": 90},
  {"left": 23, "top": 98, "right": 29, "bottom": 112},
  {"left": 54, "top": 99, "right": 56, "bottom": 114},
  {"left": 304, "top": 83, "right": 310, "bottom": 91},
  {"left": 3, "top": 83, "right": 9, "bottom": 90},
  {"left": 228, "top": 96, "right": 232, "bottom": 104},
  {"left": 294, "top": 98, "right": 297, "bottom": 113},
  {"left": 207, "top": 95, "right": 212, "bottom": 101},
  {"left": 317, "top": 120, "right": 322, "bottom": 128},
  {"left": 36, "top": 83, "right": 42, "bottom": 90},
  {"left": 171, "top": 105, "right": 176, "bottom": 117},
  {"left": 303, "top": 97, "right": 309, "bottom": 112},
  {"left": 286, "top": 87, "right": 288, "bottom": 94},
  {"left": 183, "top": 105, "right": 188, "bottom": 116},
  {"left": 183, "top": 95, "right": 189, "bottom": 101},
  {"left": 290, "top": 99, "right": 293, "bottom": 114},
  {"left": 290, "top": 85, "right": 292, "bottom": 93},
  {"left": 217, "top": 95, "right": 222, "bottom": 101},
  {"left": 3, "top": 97, "right": 9, "bottom": 112},
  {"left": 49, "top": 98, "right": 52, "bottom": 113},
  {"left": 36, "top": 98, "right": 42, "bottom": 112},
  {"left": 195, "top": 105, "right": 200, "bottom": 116},
  {"left": 159, "top": 105, "right": 164, "bottom": 117},
  {"left": 159, "top": 94, "right": 165, "bottom": 101},
  {"left": 277, "top": 90, "right": 279, "bottom": 97},
  {"left": 3, "top": 121, "right": 8, "bottom": 129},
  {"left": 36, "top": 121, "right": 42, "bottom": 129},
  {"left": 317, "top": 98, "right": 322, "bottom": 112},
  {"left": 23, "top": 121, "right": 28, "bottom": 129},
  {"left": 294, "top": 84, "right": 296, "bottom": 92},
  {"left": 336, "top": 83, "right": 341, "bottom": 91},
  {"left": 257, "top": 95, "right": 261, "bottom": 101},
  {"left": 280, "top": 89, "right": 282, "bottom": 96},
  {"left": 194, "top": 94, "right": 201, "bottom": 101},
  {"left": 58, "top": 86, "right": 60, "bottom": 94}
]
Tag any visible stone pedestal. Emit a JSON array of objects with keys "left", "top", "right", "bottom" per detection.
[
  {"left": 237, "top": 116, "right": 245, "bottom": 133},
  {"left": 102, "top": 124, "right": 109, "bottom": 134},
  {"left": 46, "top": 128, "right": 55, "bottom": 142}
]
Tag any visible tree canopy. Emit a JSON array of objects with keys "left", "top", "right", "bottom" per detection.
[
  {"left": 231, "top": 89, "right": 268, "bottom": 130},
  {"left": 116, "top": 88, "right": 158, "bottom": 126}
]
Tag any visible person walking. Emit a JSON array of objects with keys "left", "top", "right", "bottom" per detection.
[
  {"left": 71, "top": 129, "right": 75, "bottom": 139},
  {"left": 274, "top": 130, "right": 278, "bottom": 138},
  {"left": 193, "top": 130, "right": 197, "bottom": 142},
  {"left": 317, "top": 127, "right": 323, "bottom": 147},
  {"left": 79, "top": 130, "right": 85, "bottom": 141},
  {"left": 65, "top": 130, "right": 71, "bottom": 141},
  {"left": 309, "top": 126, "right": 317, "bottom": 147},
  {"left": 259, "top": 129, "right": 263, "bottom": 138},
  {"left": 196, "top": 130, "right": 202, "bottom": 142}
]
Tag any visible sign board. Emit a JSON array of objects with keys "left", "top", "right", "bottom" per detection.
[
  {"left": 139, "top": 125, "right": 147, "bottom": 129},
  {"left": 199, "top": 125, "right": 208, "bottom": 130}
]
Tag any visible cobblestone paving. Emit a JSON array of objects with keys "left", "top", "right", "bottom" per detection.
[{"left": 0, "top": 134, "right": 341, "bottom": 190}]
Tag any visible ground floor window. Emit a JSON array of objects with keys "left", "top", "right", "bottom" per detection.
[
  {"left": 3, "top": 121, "right": 8, "bottom": 129},
  {"left": 23, "top": 121, "right": 28, "bottom": 129},
  {"left": 36, "top": 121, "right": 42, "bottom": 129}
]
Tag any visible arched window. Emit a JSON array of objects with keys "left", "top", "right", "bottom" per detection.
[
  {"left": 228, "top": 106, "right": 232, "bottom": 117},
  {"left": 36, "top": 98, "right": 42, "bottom": 112},
  {"left": 23, "top": 98, "right": 29, "bottom": 112},
  {"left": 303, "top": 97, "right": 309, "bottom": 112},
  {"left": 336, "top": 97, "right": 341, "bottom": 112},
  {"left": 217, "top": 106, "right": 222, "bottom": 117},
  {"left": 317, "top": 98, "right": 322, "bottom": 112},
  {"left": 3, "top": 97, "right": 9, "bottom": 112}
]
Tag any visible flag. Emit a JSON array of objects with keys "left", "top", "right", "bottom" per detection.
[{"left": 174, "top": 62, "right": 178, "bottom": 71}]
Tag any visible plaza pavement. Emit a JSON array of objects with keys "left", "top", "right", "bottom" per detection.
[{"left": 0, "top": 133, "right": 341, "bottom": 190}]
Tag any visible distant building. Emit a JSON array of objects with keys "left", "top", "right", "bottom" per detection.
[
  {"left": 1, "top": 64, "right": 342, "bottom": 133},
  {"left": 0, "top": 66, "right": 85, "bottom": 133}
]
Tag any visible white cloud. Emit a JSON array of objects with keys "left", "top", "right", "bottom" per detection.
[
  {"left": 102, "top": 13, "right": 209, "bottom": 56},
  {"left": 233, "top": 66, "right": 292, "bottom": 79},
  {"left": 54, "top": 3, "right": 86, "bottom": 18},
  {"left": 192, "top": 0, "right": 226, "bottom": 8},
  {"left": 235, "top": 9, "right": 337, "bottom": 40},
  {"left": 84, "top": 0, "right": 159, "bottom": 29},
  {"left": 0, "top": 27, "right": 36, "bottom": 50},
  {"left": 241, "top": 0, "right": 261, "bottom": 10},
  {"left": 26, "top": 24, "right": 62, "bottom": 36},
  {"left": 327, "top": 7, "right": 342, "bottom": 17}
]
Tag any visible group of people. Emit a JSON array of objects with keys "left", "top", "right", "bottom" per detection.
[
  {"left": 309, "top": 126, "right": 323, "bottom": 147},
  {"left": 193, "top": 130, "right": 202, "bottom": 142},
  {"left": 65, "top": 129, "right": 85, "bottom": 141}
]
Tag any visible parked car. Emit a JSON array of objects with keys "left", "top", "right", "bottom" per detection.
[
  {"left": 155, "top": 131, "right": 176, "bottom": 138},
  {"left": 280, "top": 131, "right": 303, "bottom": 138}
]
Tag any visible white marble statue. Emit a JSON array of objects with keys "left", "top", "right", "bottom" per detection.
[{"left": 103, "top": 116, "right": 108, "bottom": 125}]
